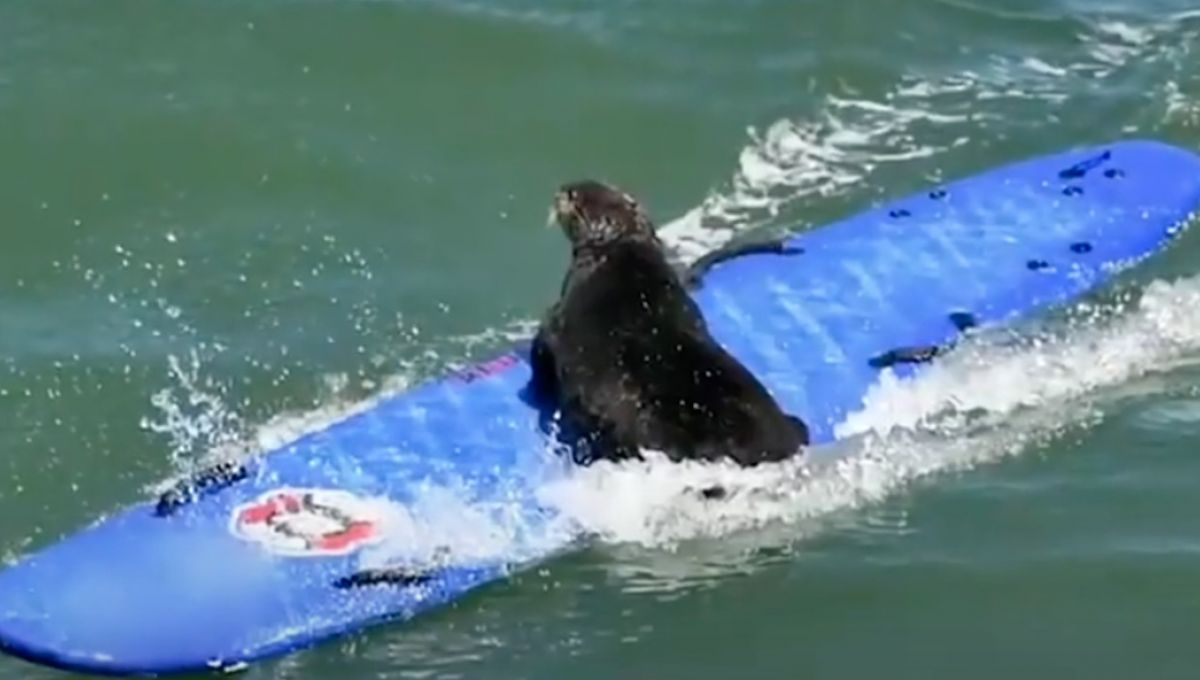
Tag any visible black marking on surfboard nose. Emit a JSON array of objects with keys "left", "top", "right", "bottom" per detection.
[
  {"left": 334, "top": 567, "right": 435, "bottom": 589},
  {"left": 1104, "top": 168, "right": 1124, "bottom": 179},
  {"left": 1070, "top": 241, "right": 1093, "bottom": 254},
  {"left": 1027, "top": 259, "right": 1051, "bottom": 271},
  {"left": 1062, "top": 186, "right": 1084, "bottom": 197},
  {"left": 1058, "top": 150, "right": 1112, "bottom": 179},
  {"left": 929, "top": 189, "right": 948, "bottom": 200},
  {"left": 155, "top": 461, "right": 250, "bottom": 517},
  {"left": 889, "top": 208, "right": 911, "bottom": 218}
]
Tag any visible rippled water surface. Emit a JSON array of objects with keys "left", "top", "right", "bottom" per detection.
[{"left": 2, "top": 0, "right": 1200, "bottom": 678}]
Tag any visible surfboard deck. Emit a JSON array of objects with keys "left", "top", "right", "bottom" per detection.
[{"left": 1, "top": 139, "right": 1198, "bottom": 676}]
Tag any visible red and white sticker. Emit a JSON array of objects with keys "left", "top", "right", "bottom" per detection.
[{"left": 230, "top": 488, "right": 384, "bottom": 557}]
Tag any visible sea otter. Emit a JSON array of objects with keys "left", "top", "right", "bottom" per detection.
[{"left": 529, "top": 180, "right": 809, "bottom": 468}]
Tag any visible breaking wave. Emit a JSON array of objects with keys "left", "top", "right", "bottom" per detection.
[
  {"left": 139, "top": 270, "right": 1200, "bottom": 576},
  {"left": 657, "top": 10, "right": 1200, "bottom": 265},
  {"left": 537, "top": 274, "right": 1200, "bottom": 553},
  {"left": 130, "top": 4, "right": 1200, "bottom": 584}
]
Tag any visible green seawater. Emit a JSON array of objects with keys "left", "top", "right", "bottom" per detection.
[{"left": 2, "top": 0, "right": 1200, "bottom": 678}]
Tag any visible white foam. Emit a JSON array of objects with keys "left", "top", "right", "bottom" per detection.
[
  {"left": 654, "top": 13, "right": 1195, "bottom": 269},
  {"left": 532, "top": 275, "right": 1200, "bottom": 551},
  {"left": 136, "top": 6, "right": 1200, "bottom": 571},
  {"left": 358, "top": 482, "right": 565, "bottom": 570},
  {"left": 139, "top": 242, "right": 1200, "bottom": 579},
  {"left": 1021, "top": 56, "right": 1069, "bottom": 78},
  {"left": 657, "top": 110, "right": 944, "bottom": 265},
  {"left": 844, "top": 277, "right": 1200, "bottom": 437}
]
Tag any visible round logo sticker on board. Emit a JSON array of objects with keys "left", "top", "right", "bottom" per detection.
[{"left": 230, "top": 488, "right": 384, "bottom": 557}]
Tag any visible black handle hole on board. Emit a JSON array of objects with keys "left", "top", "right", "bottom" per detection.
[
  {"left": 889, "top": 208, "right": 912, "bottom": 219},
  {"left": 335, "top": 568, "right": 436, "bottom": 589},
  {"left": 1062, "top": 186, "right": 1084, "bottom": 197},
  {"left": 1070, "top": 241, "right": 1093, "bottom": 254},
  {"left": 155, "top": 461, "right": 251, "bottom": 517},
  {"left": 948, "top": 311, "right": 978, "bottom": 332},
  {"left": 1058, "top": 150, "right": 1112, "bottom": 179}
]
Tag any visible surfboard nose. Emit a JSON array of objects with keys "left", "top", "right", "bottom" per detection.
[{"left": 0, "top": 506, "right": 300, "bottom": 674}]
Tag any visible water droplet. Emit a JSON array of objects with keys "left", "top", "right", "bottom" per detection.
[{"left": 165, "top": 232, "right": 177, "bottom": 243}]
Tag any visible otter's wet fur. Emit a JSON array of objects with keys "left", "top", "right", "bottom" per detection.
[{"left": 529, "top": 180, "right": 809, "bottom": 468}]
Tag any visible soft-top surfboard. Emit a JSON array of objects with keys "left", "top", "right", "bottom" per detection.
[{"left": 1, "top": 140, "right": 1198, "bottom": 676}]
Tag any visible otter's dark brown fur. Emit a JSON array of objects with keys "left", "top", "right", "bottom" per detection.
[{"left": 529, "top": 180, "right": 809, "bottom": 467}]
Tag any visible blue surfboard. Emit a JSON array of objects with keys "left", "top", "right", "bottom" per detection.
[{"left": 1, "top": 140, "right": 1198, "bottom": 676}]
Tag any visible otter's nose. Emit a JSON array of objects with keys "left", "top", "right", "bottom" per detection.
[{"left": 549, "top": 191, "right": 574, "bottom": 227}]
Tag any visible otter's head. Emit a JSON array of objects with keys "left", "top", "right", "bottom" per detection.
[{"left": 550, "top": 180, "right": 657, "bottom": 248}]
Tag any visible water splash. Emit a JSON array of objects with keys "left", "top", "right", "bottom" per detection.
[
  {"left": 657, "top": 108, "right": 951, "bottom": 265},
  {"left": 131, "top": 256, "right": 1200, "bottom": 588},
  {"left": 143, "top": 265, "right": 1182, "bottom": 586},
  {"left": 121, "top": 6, "right": 1200, "bottom": 590},
  {"left": 138, "top": 350, "right": 245, "bottom": 468},
  {"left": 535, "top": 275, "right": 1200, "bottom": 554},
  {"left": 656, "top": 11, "right": 1200, "bottom": 265}
]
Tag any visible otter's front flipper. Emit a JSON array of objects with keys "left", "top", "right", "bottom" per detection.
[
  {"left": 684, "top": 237, "right": 804, "bottom": 289},
  {"left": 785, "top": 415, "right": 810, "bottom": 448},
  {"left": 526, "top": 327, "right": 559, "bottom": 401}
]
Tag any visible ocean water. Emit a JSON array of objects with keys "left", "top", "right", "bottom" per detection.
[{"left": 2, "top": 0, "right": 1200, "bottom": 678}]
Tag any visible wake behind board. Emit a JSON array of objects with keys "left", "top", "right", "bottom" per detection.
[{"left": 1, "top": 140, "right": 1198, "bottom": 676}]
